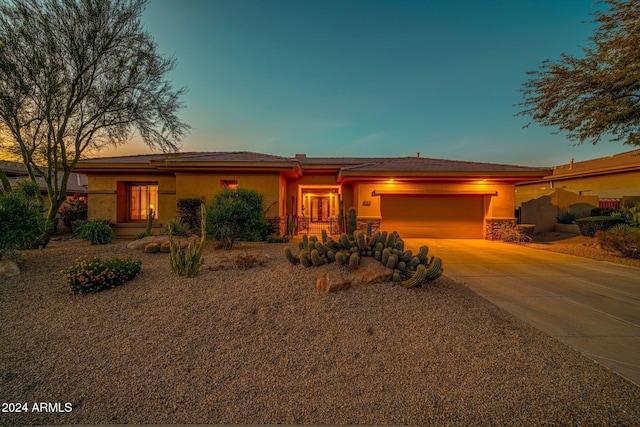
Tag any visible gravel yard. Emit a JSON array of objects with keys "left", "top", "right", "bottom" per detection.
[
  {"left": 1, "top": 237, "right": 639, "bottom": 426},
  {"left": 525, "top": 232, "right": 640, "bottom": 268}
]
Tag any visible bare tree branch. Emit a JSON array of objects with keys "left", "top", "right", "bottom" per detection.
[{"left": 0, "top": 0, "right": 190, "bottom": 237}]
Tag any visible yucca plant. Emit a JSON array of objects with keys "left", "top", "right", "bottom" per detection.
[{"left": 169, "top": 204, "right": 206, "bottom": 277}]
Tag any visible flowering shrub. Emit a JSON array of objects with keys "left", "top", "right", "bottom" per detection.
[
  {"left": 63, "top": 256, "right": 142, "bottom": 294},
  {"left": 58, "top": 194, "right": 88, "bottom": 227}
]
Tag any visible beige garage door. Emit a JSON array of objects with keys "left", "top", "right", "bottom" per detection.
[{"left": 380, "top": 195, "right": 485, "bottom": 238}]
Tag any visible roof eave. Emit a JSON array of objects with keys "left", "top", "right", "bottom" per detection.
[{"left": 338, "top": 169, "right": 551, "bottom": 183}]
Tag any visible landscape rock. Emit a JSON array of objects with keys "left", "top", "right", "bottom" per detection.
[
  {"left": 316, "top": 257, "right": 393, "bottom": 292},
  {"left": 316, "top": 269, "right": 351, "bottom": 292},
  {"left": 127, "top": 235, "right": 197, "bottom": 250},
  {"left": 0, "top": 260, "right": 20, "bottom": 279}
]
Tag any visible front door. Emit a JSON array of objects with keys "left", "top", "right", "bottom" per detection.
[{"left": 311, "top": 197, "right": 330, "bottom": 221}]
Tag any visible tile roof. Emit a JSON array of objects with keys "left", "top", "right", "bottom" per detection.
[
  {"left": 0, "top": 160, "right": 29, "bottom": 176},
  {"left": 338, "top": 156, "right": 547, "bottom": 173},
  {"left": 551, "top": 149, "right": 640, "bottom": 177},
  {"left": 293, "top": 156, "right": 402, "bottom": 167},
  {"left": 77, "top": 151, "right": 550, "bottom": 177},
  {"left": 0, "top": 160, "right": 87, "bottom": 194},
  {"left": 84, "top": 151, "right": 297, "bottom": 164}
]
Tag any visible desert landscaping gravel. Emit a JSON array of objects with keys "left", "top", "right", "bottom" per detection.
[{"left": 1, "top": 237, "right": 639, "bottom": 426}]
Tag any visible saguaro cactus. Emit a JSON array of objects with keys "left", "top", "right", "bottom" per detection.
[{"left": 347, "top": 207, "right": 357, "bottom": 238}]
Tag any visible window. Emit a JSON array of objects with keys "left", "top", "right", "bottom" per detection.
[
  {"left": 129, "top": 184, "right": 158, "bottom": 220},
  {"left": 221, "top": 180, "right": 238, "bottom": 190}
]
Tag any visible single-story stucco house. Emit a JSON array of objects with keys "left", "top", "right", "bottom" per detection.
[
  {"left": 515, "top": 149, "right": 640, "bottom": 208},
  {"left": 74, "top": 152, "right": 550, "bottom": 239}
]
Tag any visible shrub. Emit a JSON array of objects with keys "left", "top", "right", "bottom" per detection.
[
  {"left": 169, "top": 204, "right": 206, "bottom": 277},
  {"left": 557, "top": 211, "right": 576, "bottom": 224},
  {"left": 597, "top": 226, "right": 640, "bottom": 259},
  {"left": 575, "top": 216, "right": 626, "bottom": 237},
  {"left": 57, "top": 194, "right": 87, "bottom": 227},
  {"left": 267, "top": 234, "right": 289, "bottom": 243},
  {"left": 628, "top": 203, "right": 640, "bottom": 227},
  {"left": 496, "top": 222, "right": 532, "bottom": 243},
  {"left": 165, "top": 217, "right": 191, "bottom": 237},
  {"left": 590, "top": 207, "right": 616, "bottom": 217},
  {"left": 63, "top": 256, "right": 142, "bottom": 294},
  {"left": 75, "top": 219, "right": 116, "bottom": 244},
  {"left": 177, "top": 197, "right": 205, "bottom": 234},
  {"left": 133, "top": 231, "right": 147, "bottom": 240},
  {"left": 0, "top": 181, "right": 47, "bottom": 259},
  {"left": 206, "top": 188, "right": 269, "bottom": 249}
]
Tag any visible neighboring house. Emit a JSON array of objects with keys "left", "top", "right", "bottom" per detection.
[
  {"left": 0, "top": 160, "right": 88, "bottom": 198},
  {"left": 74, "top": 151, "right": 550, "bottom": 239},
  {"left": 515, "top": 149, "right": 640, "bottom": 209}
]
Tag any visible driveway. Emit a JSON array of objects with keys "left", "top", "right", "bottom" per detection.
[{"left": 404, "top": 238, "right": 640, "bottom": 387}]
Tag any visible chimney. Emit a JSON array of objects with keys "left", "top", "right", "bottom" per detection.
[
  {"left": 569, "top": 158, "right": 574, "bottom": 170},
  {"left": 295, "top": 154, "right": 306, "bottom": 158},
  {"left": 417, "top": 152, "right": 420, "bottom": 158}
]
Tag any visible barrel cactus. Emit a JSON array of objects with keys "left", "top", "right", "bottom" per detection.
[{"left": 280, "top": 230, "right": 443, "bottom": 289}]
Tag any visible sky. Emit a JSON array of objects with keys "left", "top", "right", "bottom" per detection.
[{"left": 100, "top": 0, "right": 634, "bottom": 167}]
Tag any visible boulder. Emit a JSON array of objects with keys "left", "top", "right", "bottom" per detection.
[
  {"left": 348, "top": 257, "right": 393, "bottom": 286},
  {"left": 0, "top": 260, "right": 20, "bottom": 279},
  {"left": 127, "top": 235, "right": 197, "bottom": 250},
  {"left": 316, "top": 257, "right": 393, "bottom": 292},
  {"left": 316, "top": 269, "right": 351, "bottom": 292}
]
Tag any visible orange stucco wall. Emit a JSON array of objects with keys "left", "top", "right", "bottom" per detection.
[
  {"left": 515, "top": 171, "right": 640, "bottom": 206},
  {"left": 87, "top": 172, "right": 281, "bottom": 236},
  {"left": 354, "top": 180, "right": 516, "bottom": 219},
  {"left": 174, "top": 172, "right": 280, "bottom": 217},
  {"left": 87, "top": 174, "right": 176, "bottom": 236}
]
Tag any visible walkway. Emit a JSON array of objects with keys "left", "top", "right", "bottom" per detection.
[{"left": 404, "top": 238, "right": 640, "bottom": 386}]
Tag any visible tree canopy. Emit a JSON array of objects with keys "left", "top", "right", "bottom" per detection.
[
  {"left": 0, "top": 0, "right": 189, "bottom": 234},
  {"left": 519, "top": 0, "right": 640, "bottom": 146}
]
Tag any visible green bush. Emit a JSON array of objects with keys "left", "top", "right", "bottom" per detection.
[
  {"left": 575, "top": 216, "right": 626, "bottom": 237},
  {"left": 557, "top": 211, "right": 576, "bottom": 224},
  {"left": 63, "top": 256, "right": 142, "bottom": 294},
  {"left": 597, "top": 225, "right": 640, "bottom": 259},
  {"left": 0, "top": 181, "right": 47, "bottom": 259},
  {"left": 165, "top": 217, "right": 191, "bottom": 237},
  {"left": 267, "top": 234, "right": 290, "bottom": 243},
  {"left": 206, "top": 188, "right": 269, "bottom": 249},
  {"left": 75, "top": 219, "right": 116, "bottom": 244},
  {"left": 169, "top": 204, "right": 207, "bottom": 277},
  {"left": 133, "top": 231, "right": 147, "bottom": 240},
  {"left": 177, "top": 197, "right": 205, "bottom": 234}
]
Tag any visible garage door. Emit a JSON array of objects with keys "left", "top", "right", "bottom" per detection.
[{"left": 380, "top": 195, "right": 485, "bottom": 238}]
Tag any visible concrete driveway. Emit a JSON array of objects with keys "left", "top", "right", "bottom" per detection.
[{"left": 404, "top": 238, "right": 640, "bottom": 387}]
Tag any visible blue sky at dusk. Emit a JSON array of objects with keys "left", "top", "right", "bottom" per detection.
[{"left": 102, "top": 0, "right": 631, "bottom": 167}]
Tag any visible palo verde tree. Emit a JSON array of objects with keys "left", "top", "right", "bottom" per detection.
[
  {"left": 519, "top": 0, "right": 640, "bottom": 146},
  {"left": 0, "top": 0, "right": 189, "bottom": 237}
]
